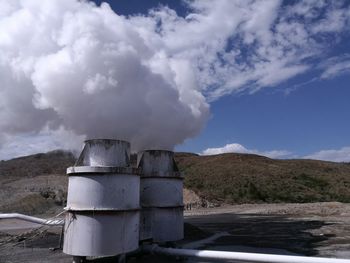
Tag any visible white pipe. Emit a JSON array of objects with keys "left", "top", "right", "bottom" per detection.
[
  {"left": 143, "top": 244, "right": 350, "bottom": 263},
  {"left": 0, "top": 213, "right": 64, "bottom": 226}
]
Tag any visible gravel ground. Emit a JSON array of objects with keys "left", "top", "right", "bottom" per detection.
[
  {"left": 185, "top": 202, "right": 350, "bottom": 258},
  {"left": 1, "top": 202, "right": 350, "bottom": 262}
]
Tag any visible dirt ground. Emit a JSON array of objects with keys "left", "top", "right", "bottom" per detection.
[
  {"left": 185, "top": 202, "right": 350, "bottom": 258},
  {"left": 1, "top": 202, "right": 350, "bottom": 262}
]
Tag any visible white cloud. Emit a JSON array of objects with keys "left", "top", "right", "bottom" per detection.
[
  {"left": 311, "top": 4, "right": 350, "bottom": 34},
  {"left": 202, "top": 143, "right": 291, "bottom": 159},
  {"left": 130, "top": 0, "right": 350, "bottom": 100},
  {"left": 320, "top": 55, "right": 350, "bottom": 79},
  {"left": 304, "top": 146, "right": 350, "bottom": 162}
]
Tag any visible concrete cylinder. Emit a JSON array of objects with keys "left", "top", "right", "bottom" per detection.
[
  {"left": 140, "top": 177, "right": 183, "bottom": 207},
  {"left": 138, "top": 150, "right": 184, "bottom": 242},
  {"left": 137, "top": 150, "right": 176, "bottom": 177},
  {"left": 66, "top": 167, "right": 139, "bottom": 211},
  {"left": 63, "top": 211, "right": 139, "bottom": 257},
  {"left": 76, "top": 139, "right": 130, "bottom": 167},
  {"left": 63, "top": 139, "right": 140, "bottom": 257}
]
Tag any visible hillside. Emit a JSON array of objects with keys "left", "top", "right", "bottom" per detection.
[
  {"left": 175, "top": 152, "right": 350, "bottom": 204},
  {"left": 1, "top": 150, "right": 350, "bottom": 215},
  {"left": 0, "top": 151, "right": 75, "bottom": 215},
  {"left": 0, "top": 150, "right": 75, "bottom": 178}
]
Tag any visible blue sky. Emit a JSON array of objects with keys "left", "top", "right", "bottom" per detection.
[
  {"left": 1, "top": 0, "right": 350, "bottom": 161},
  {"left": 100, "top": 0, "right": 350, "bottom": 160},
  {"left": 178, "top": 73, "right": 350, "bottom": 156}
]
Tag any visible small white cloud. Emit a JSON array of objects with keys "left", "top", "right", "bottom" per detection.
[
  {"left": 202, "top": 143, "right": 291, "bottom": 159},
  {"left": 320, "top": 58, "right": 350, "bottom": 79},
  {"left": 202, "top": 143, "right": 248, "bottom": 155},
  {"left": 304, "top": 146, "right": 350, "bottom": 162}
]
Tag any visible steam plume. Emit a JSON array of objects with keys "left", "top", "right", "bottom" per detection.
[{"left": 0, "top": 0, "right": 209, "bottom": 152}]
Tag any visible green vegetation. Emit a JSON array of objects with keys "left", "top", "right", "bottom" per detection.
[{"left": 175, "top": 152, "right": 350, "bottom": 204}]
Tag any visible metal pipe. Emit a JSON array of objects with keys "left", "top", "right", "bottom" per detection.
[
  {"left": 142, "top": 244, "right": 350, "bottom": 263},
  {"left": 0, "top": 213, "right": 64, "bottom": 226}
]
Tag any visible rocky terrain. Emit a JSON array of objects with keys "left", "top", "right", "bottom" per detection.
[{"left": 0, "top": 151, "right": 74, "bottom": 216}]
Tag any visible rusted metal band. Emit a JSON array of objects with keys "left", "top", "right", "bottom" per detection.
[{"left": 67, "top": 166, "right": 141, "bottom": 175}]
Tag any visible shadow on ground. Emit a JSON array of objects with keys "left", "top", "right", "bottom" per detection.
[{"left": 185, "top": 213, "right": 334, "bottom": 256}]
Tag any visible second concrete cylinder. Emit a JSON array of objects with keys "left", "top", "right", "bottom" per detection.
[{"left": 138, "top": 150, "right": 184, "bottom": 242}]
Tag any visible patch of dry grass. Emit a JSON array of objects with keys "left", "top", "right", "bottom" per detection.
[{"left": 175, "top": 153, "right": 350, "bottom": 204}]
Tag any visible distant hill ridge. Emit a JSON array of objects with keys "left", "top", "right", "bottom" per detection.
[
  {"left": 0, "top": 150, "right": 75, "bottom": 178},
  {"left": 1, "top": 150, "right": 350, "bottom": 210}
]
